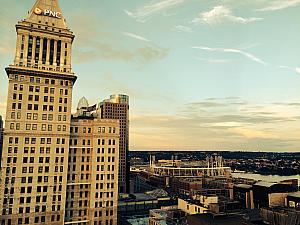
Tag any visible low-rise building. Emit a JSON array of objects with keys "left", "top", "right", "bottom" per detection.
[
  {"left": 149, "top": 207, "right": 186, "bottom": 225},
  {"left": 118, "top": 190, "right": 174, "bottom": 224},
  {"left": 253, "top": 180, "right": 298, "bottom": 208},
  {"left": 286, "top": 192, "right": 300, "bottom": 209},
  {"left": 261, "top": 207, "right": 300, "bottom": 225},
  {"left": 178, "top": 195, "right": 240, "bottom": 216},
  {"left": 178, "top": 196, "right": 216, "bottom": 214},
  {"left": 124, "top": 217, "right": 149, "bottom": 225},
  {"left": 234, "top": 184, "right": 254, "bottom": 209},
  {"left": 172, "top": 178, "right": 203, "bottom": 194},
  {"left": 186, "top": 213, "right": 261, "bottom": 225}
]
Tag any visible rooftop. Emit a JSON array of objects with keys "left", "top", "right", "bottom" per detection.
[
  {"left": 254, "top": 181, "right": 277, "bottom": 188},
  {"left": 287, "top": 192, "right": 300, "bottom": 199},
  {"left": 126, "top": 217, "right": 149, "bottom": 225},
  {"left": 187, "top": 213, "right": 258, "bottom": 225},
  {"left": 234, "top": 184, "right": 253, "bottom": 189}
]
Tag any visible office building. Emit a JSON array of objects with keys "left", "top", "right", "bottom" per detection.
[
  {"left": 65, "top": 98, "right": 119, "bottom": 225},
  {"left": 0, "top": 1, "right": 120, "bottom": 225},
  {"left": 0, "top": 0, "right": 76, "bottom": 224},
  {"left": 0, "top": 115, "right": 3, "bottom": 164},
  {"left": 100, "top": 94, "right": 129, "bottom": 193}
]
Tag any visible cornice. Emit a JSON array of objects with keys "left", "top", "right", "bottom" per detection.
[{"left": 5, "top": 65, "right": 77, "bottom": 82}]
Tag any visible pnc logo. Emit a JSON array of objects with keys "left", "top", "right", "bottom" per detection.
[
  {"left": 34, "top": 7, "right": 42, "bottom": 15},
  {"left": 34, "top": 7, "right": 61, "bottom": 19}
]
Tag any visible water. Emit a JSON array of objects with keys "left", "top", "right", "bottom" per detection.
[{"left": 232, "top": 172, "right": 300, "bottom": 183}]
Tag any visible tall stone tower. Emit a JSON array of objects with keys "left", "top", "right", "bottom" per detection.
[
  {"left": 0, "top": 115, "right": 3, "bottom": 165},
  {"left": 0, "top": 0, "right": 76, "bottom": 224}
]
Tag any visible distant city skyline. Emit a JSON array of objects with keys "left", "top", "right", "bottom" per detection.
[{"left": 1, "top": 0, "right": 300, "bottom": 151}]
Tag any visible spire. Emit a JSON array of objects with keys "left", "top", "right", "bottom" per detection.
[{"left": 26, "top": 0, "right": 68, "bottom": 29}]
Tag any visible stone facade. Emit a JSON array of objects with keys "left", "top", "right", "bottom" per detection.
[
  {"left": 64, "top": 101, "right": 120, "bottom": 225},
  {"left": 0, "top": 116, "right": 3, "bottom": 165},
  {"left": 0, "top": 1, "right": 120, "bottom": 225}
]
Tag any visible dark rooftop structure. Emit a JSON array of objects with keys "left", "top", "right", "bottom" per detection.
[
  {"left": 118, "top": 191, "right": 175, "bottom": 225},
  {"left": 187, "top": 212, "right": 264, "bottom": 225},
  {"left": 234, "top": 183, "right": 254, "bottom": 209},
  {"left": 261, "top": 207, "right": 300, "bottom": 225},
  {"left": 253, "top": 180, "right": 298, "bottom": 208},
  {"left": 286, "top": 192, "right": 300, "bottom": 210}
]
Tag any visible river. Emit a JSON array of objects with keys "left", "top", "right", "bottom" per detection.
[{"left": 232, "top": 172, "right": 300, "bottom": 182}]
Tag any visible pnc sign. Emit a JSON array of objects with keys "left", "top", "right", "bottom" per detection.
[{"left": 34, "top": 7, "right": 61, "bottom": 19}]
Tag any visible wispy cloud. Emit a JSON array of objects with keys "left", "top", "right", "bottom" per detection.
[
  {"left": 278, "top": 65, "right": 300, "bottom": 75},
  {"left": 162, "top": 11, "right": 178, "bottom": 17},
  {"left": 172, "top": 25, "right": 193, "bottom": 33},
  {"left": 256, "top": 0, "right": 300, "bottom": 11},
  {"left": 229, "top": 127, "right": 277, "bottom": 139},
  {"left": 131, "top": 98, "right": 300, "bottom": 151},
  {"left": 74, "top": 44, "right": 169, "bottom": 65},
  {"left": 192, "top": 46, "right": 268, "bottom": 65},
  {"left": 69, "top": 12, "right": 169, "bottom": 65},
  {"left": 191, "top": 5, "right": 263, "bottom": 25},
  {"left": 124, "top": 0, "right": 185, "bottom": 22},
  {"left": 239, "top": 43, "right": 261, "bottom": 50},
  {"left": 123, "top": 32, "right": 150, "bottom": 42},
  {"left": 193, "top": 45, "right": 300, "bottom": 75},
  {"left": 196, "top": 57, "right": 230, "bottom": 64}
]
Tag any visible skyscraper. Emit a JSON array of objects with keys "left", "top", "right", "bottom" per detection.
[
  {"left": 66, "top": 97, "right": 119, "bottom": 225},
  {"left": 0, "top": 115, "right": 3, "bottom": 164},
  {"left": 100, "top": 95, "right": 129, "bottom": 193},
  {"left": 0, "top": 0, "right": 76, "bottom": 224},
  {"left": 0, "top": 1, "right": 122, "bottom": 224}
]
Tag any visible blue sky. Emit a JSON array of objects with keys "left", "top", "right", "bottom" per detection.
[{"left": 1, "top": 0, "right": 300, "bottom": 151}]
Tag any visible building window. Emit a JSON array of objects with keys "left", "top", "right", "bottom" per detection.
[
  {"left": 32, "top": 124, "right": 37, "bottom": 130},
  {"left": 26, "top": 124, "right": 31, "bottom": 130},
  {"left": 33, "top": 113, "right": 38, "bottom": 120}
]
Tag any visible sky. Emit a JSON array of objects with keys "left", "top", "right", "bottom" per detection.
[{"left": 0, "top": 0, "right": 300, "bottom": 151}]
